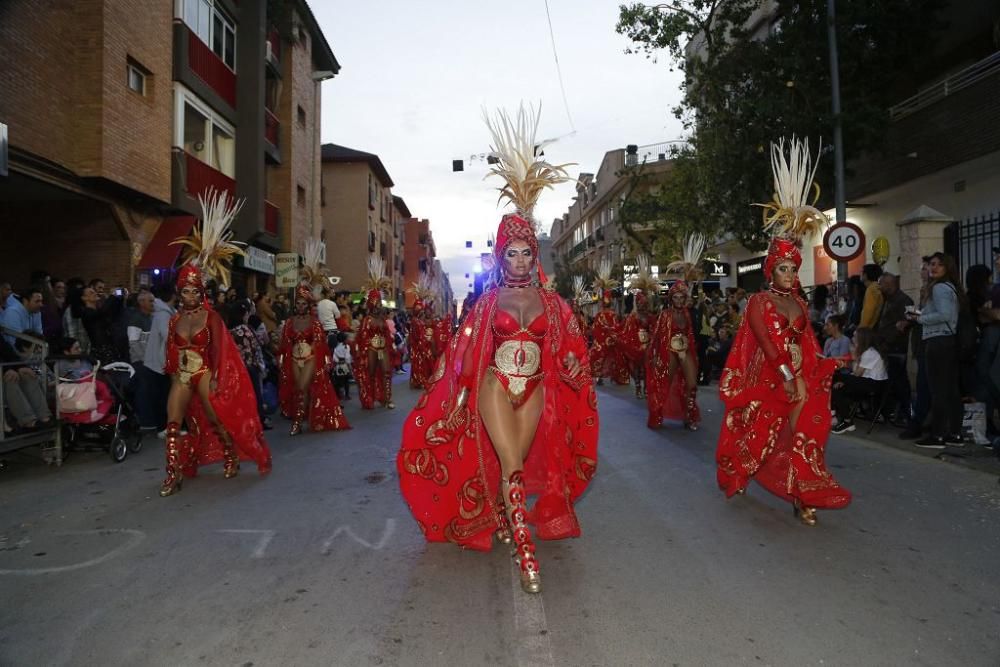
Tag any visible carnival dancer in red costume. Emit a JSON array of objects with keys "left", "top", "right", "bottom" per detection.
[
  {"left": 406, "top": 274, "right": 436, "bottom": 390},
  {"left": 277, "top": 242, "right": 351, "bottom": 435},
  {"left": 589, "top": 258, "right": 630, "bottom": 386},
  {"left": 620, "top": 256, "right": 658, "bottom": 399},
  {"left": 356, "top": 256, "right": 395, "bottom": 410},
  {"left": 397, "top": 104, "right": 598, "bottom": 594},
  {"left": 160, "top": 189, "right": 272, "bottom": 497},
  {"left": 715, "top": 138, "right": 852, "bottom": 525},
  {"left": 647, "top": 234, "right": 705, "bottom": 430}
]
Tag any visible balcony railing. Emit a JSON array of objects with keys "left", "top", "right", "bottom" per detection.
[
  {"left": 185, "top": 151, "right": 236, "bottom": 200},
  {"left": 625, "top": 140, "right": 687, "bottom": 167},
  {"left": 264, "top": 200, "right": 280, "bottom": 236},
  {"left": 265, "top": 108, "right": 280, "bottom": 148},
  {"left": 266, "top": 28, "right": 281, "bottom": 65},
  {"left": 187, "top": 24, "right": 236, "bottom": 108},
  {"left": 891, "top": 51, "right": 1000, "bottom": 121}
]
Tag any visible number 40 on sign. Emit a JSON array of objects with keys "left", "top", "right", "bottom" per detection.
[{"left": 822, "top": 222, "right": 866, "bottom": 262}]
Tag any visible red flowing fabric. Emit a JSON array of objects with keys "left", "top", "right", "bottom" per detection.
[
  {"left": 620, "top": 310, "right": 655, "bottom": 371},
  {"left": 646, "top": 307, "right": 699, "bottom": 428},
  {"left": 433, "top": 314, "right": 453, "bottom": 357},
  {"left": 715, "top": 293, "right": 851, "bottom": 509},
  {"left": 355, "top": 316, "right": 390, "bottom": 409},
  {"left": 590, "top": 309, "right": 631, "bottom": 384},
  {"left": 408, "top": 316, "right": 435, "bottom": 389},
  {"left": 165, "top": 308, "right": 272, "bottom": 474},
  {"left": 277, "top": 317, "right": 351, "bottom": 431},
  {"left": 397, "top": 288, "right": 600, "bottom": 551}
]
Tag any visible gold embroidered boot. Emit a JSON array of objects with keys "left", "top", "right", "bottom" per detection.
[
  {"left": 506, "top": 471, "right": 541, "bottom": 594},
  {"left": 159, "top": 422, "right": 183, "bottom": 497}
]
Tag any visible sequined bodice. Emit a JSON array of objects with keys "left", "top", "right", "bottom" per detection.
[
  {"left": 288, "top": 323, "right": 314, "bottom": 343},
  {"left": 493, "top": 309, "right": 547, "bottom": 341},
  {"left": 173, "top": 324, "right": 210, "bottom": 351}
]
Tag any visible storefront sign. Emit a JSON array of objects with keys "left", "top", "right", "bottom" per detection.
[
  {"left": 274, "top": 252, "right": 300, "bottom": 288},
  {"left": 243, "top": 246, "right": 275, "bottom": 275},
  {"left": 736, "top": 258, "right": 764, "bottom": 276},
  {"left": 701, "top": 258, "right": 731, "bottom": 277}
]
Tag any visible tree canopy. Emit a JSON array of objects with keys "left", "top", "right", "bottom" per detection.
[{"left": 616, "top": 0, "right": 946, "bottom": 251}]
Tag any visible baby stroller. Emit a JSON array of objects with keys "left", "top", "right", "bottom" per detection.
[{"left": 58, "top": 361, "right": 142, "bottom": 463}]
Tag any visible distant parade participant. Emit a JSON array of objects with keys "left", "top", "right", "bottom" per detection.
[
  {"left": 398, "top": 104, "right": 598, "bottom": 595},
  {"left": 570, "top": 276, "right": 591, "bottom": 345},
  {"left": 620, "top": 256, "right": 658, "bottom": 398},
  {"left": 277, "top": 241, "right": 351, "bottom": 435},
  {"left": 589, "top": 258, "right": 630, "bottom": 386},
  {"left": 715, "top": 138, "right": 852, "bottom": 526},
  {"left": 646, "top": 234, "right": 705, "bottom": 430},
  {"left": 355, "top": 256, "right": 395, "bottom": 410},
  {"left": 160, "top": 189, "right": 272, "bottom": 497},
  {"left": 406, "top": 274, "right": 436, "bottom": 390}
]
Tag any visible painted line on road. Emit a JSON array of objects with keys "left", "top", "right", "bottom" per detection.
[
  {"left": 217, "top": 529, "right": 276, "bottom": 558},
  {"left": 321, "top": 518, "right": 396, "bottom": 554},
  {"left": 511, "top": 561, "right": 555, "bottom": 667},
  {"left": 0, "top": 529, "right": 145, "bottom": 576}
]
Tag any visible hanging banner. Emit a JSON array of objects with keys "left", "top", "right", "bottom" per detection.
[{"left": 274, "top": 252, "right": 300, "bottom": 288}]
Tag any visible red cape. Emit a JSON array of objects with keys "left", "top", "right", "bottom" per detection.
[{"left": 397, "top": 288, "right": 600, "bottom": 551}]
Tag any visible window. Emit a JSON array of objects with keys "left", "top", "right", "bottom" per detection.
[
  {"left": 175, "top": 85, "right": 236, "bottom": 177},
  {"left": 297, "top": 185, "right": 306, "bottom": 207},
  {"left": 297, "top": 105, "right": 306, "bottom": 126},
  {"left": 181, "top": 0, "right": 236, "bottom": 71},
  {"left": 126, "top": 59, "right": 148, "bottom": 95}
]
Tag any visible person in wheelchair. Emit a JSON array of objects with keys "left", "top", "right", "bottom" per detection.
[{"left": 831, "top": 327, "right": 889, "bottom": 434}]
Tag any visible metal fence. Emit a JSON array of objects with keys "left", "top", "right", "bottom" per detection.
[{"left": 946, "top": 210, "right": 1000, "bottom": 274}]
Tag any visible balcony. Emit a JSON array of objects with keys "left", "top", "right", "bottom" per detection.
[
  {"left": 184, "top": 151, "right": 236, "bottom": 200},
  {"left": 265, "top": 107, "right": 280, "bottom": 148},
  {"left": 264, "top": 200, "right": 280, "bottom": 237},
  {"left": 186, "top": 24, "right": 236, "bottom": 108},
  {"left": 266, "top": 28, "right": 281, "bottom": 67}
]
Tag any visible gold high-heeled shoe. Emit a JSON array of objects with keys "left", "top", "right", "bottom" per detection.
[{"left": 794, "top": 501, "right": 817, "bottom": 526}]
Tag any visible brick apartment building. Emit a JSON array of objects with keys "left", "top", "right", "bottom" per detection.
[
  {"left": 320, "top": 144, "right": 406, "bottom": 305},
  {"left": 0, "top": 0, "right": 338, "bottom": 296},
  {"left": 402, "top": 217, "right": 437, "bottom": 311},
  {"left": 551, "top": 142, "right": 677, "bottom": 310}
]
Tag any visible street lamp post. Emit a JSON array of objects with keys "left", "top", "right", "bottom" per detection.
[{"left": 827, "top": 0, "right": 847, "bottom": 291}]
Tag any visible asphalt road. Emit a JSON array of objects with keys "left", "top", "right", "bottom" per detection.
[{"left": 1, "top": 375, "right": 998, "bottom": 666}]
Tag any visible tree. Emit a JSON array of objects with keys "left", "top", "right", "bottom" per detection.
[{"left": 617, "top": 0, "right": 947, "bottom": 250}]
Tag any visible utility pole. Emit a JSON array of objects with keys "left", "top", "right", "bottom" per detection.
[{"left": 827, "top": 0, "right": 847, "bottom": 291}]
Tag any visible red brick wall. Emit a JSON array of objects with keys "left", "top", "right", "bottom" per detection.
[{"left": 0, "top": 0, "right": 172, "bottom": 202}]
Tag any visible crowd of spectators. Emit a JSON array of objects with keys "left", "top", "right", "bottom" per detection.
[{"left": 0, "top": 271, "right": 419, "bottom": 440}]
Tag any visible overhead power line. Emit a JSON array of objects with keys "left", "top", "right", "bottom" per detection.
[{"left": 543, "top": 0, "right": 576, "bottom": 133}]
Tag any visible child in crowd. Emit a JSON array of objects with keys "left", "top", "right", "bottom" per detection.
[{"left": 332, "top": 332, "right": 353, "bottom": 400}]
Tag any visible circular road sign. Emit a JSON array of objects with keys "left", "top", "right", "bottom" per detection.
[{"left": 823, "top": 222, "right": 866, "bottom": 262}]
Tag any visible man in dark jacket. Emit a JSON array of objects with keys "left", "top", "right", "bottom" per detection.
[{"left": 874, "top": 273, "right": 914, "bottom": 425}]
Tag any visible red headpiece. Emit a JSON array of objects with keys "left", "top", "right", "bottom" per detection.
[
  {"left": 634, "top": 291, "right": 649, "bottom": 309},
  {"left": 413, "top": 299, "right": 424, "bottom": 311},
  {"left": 176, "top": 264, "right": 204, "bottom": 291},
  {"left": 366, "top": 289, "right": 382, "bottom": 310},
  {"left": 602, "top": 289, "right": 614, "bottom": 304},
  {"left": 764, "top": 237, "right": 802, "bottom": 285},
  {"left": 668, "top": 280, "right": 689, "bottom": 298},
  {"left": 494, "top": 213, "right": 547, "bottom": 287},
  {"left": 295, "top": 283, "right": 314, "bottom": 304}
]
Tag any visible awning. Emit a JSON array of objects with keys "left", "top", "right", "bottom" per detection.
[{"left": 137, "top": 216, "right": 196, "bottom": 270}]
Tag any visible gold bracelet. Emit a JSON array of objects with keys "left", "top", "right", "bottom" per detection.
[
  {"left": 456, "top": 387, "right": 469, "bottom": 408},
  {"left": 778, "top": 364, "right": 795, "bottom": 382}
]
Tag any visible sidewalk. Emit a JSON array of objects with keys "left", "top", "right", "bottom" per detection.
[{"left": 694, "top": 385, "right": 1000, "bottom": 477}]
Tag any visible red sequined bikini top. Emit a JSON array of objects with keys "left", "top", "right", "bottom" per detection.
[
  {"left": 287, "top": 324, "right": 314, "bottom": 343},
  {"left": 173, "top": 324, "right": 210, "bottom": 352},
  {"left": 493, "top": 309, "right": 547, "bottom": 341}
]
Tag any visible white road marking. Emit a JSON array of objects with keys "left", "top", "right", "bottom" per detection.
[
  {"left": 511, "top": 560, "right": 556, "bottom": 667},
  {"left": 0, "top": 529, "right": 145, "bottom": 575},
  {"left": 320, "top": 518, "right": 396, "bottom": 553},
  {"left": 217, "top": 529, "right": 276, "bottom": 558}
]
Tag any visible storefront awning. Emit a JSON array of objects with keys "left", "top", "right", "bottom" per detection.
[{"left": 136, "top": 216, "right": 196, "bottom": 270}]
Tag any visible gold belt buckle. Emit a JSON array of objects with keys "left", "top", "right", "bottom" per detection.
[
  {"left": 292, "top": 341, "right": 313, "bottom": 368},
  {"left": 178, "top": 349, "right": 204, "bottom": 385}
]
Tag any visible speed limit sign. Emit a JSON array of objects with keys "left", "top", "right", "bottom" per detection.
[{"left": 823, "top": 222, "right": 866, "bottom": 262}]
